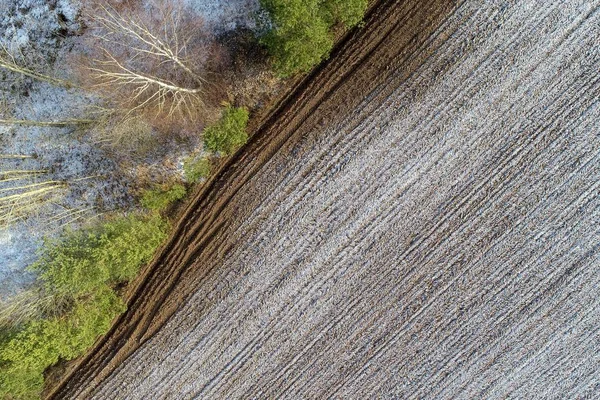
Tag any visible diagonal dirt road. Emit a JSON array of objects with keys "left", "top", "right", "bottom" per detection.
[{"left": 51, "top": 0, "right": 600, "bottom": 398}]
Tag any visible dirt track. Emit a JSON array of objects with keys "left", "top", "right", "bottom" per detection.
[{"left": 50, "top": 0, "right": 600, "bottom": 398}]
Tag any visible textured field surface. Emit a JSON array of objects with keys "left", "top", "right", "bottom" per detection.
[{"left": 52, "top": 0, "right": 600, "bottom": 398}]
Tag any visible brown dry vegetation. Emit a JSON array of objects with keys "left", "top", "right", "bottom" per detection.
[{"left": 73, "top": 0, "right": 226, "bottom": 137}]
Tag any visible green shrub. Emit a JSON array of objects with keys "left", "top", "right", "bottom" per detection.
[
  {"left": 259, "top": 0, "right": 368, "bottom": 76},
  {"left": 183, "top": 155, "right": 211, "bottom": 183},
  {"left": 0, "top": 214, "right": 168, "bottom": 399},
  {"left": 0, "top": 288, "right": 125, "bottom": 399},
  {"left": 29, "top": 214, "right": 169, "bottom": 296},
  {"left": 260, "top": 0, "right": 333, "bottom": 76},
  {"left": 140, "top": 184, "right": 187, "bottom": 212},
  {"left": 322, "top": 0, "right": 368, "bottom": 28},
  {"left": 203, "top": 106, "right": 249, "bottom": 155}
]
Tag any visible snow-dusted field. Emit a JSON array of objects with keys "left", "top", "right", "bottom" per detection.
[{"left": 0, "top": 0, "right": 259, "bottom": 301}]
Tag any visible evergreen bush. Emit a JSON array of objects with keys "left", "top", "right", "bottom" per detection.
[
  {"left": 203, "top": 106, "right": 249, "bottom": 155},
  {"left": 140, "top": 184, "right": 187, "bottom": 212},
  {"left": 30, "top": 215, "right": 169, "bottom": 296},
  {"left": 259, "top": 0, "right": 368, "bottom": 76},
  {"left": 183, "top": 156, "right": 211, "bottom": 183},
  {"left": 0, "top": 214, "right": 168, "bottom": 399}
]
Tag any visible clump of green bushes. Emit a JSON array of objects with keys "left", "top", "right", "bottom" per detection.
[
  {"left": 0, "top": 214, "right": 168, "bottom": 399},
  {"left": 259, "top": 0, "right": 368, "bottom": 76},
  {"left": 203, "top": 106, "right": 249, "bottom": 155},
  {"left": 0, "top": 288, "right": 125, "bottom": 399},
  {"left": 140, "top": 184, "right": 187, "bottom": 212},
  {"left": 183, "top": 156, "right": 212, "bottom": 183},
  {"left": 31, "top": 215, "right": 169, "bottom": 295}
]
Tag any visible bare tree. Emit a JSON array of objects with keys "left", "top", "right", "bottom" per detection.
[{"left": 81, "top": 1, "right": 217, "bottom": 123}]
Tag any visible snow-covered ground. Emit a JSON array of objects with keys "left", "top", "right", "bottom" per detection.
[
  {"left": 185, "top": 0, "right": 260, "bottom": 31},
  {"left": 0, "top": 0, "right": 260, "bottom": 301},
  {"left": 0, "top": 0, "right": 80, "bottom": 58}
]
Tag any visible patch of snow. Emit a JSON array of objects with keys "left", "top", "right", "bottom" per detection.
[
  {"left": 0, "top": 0, "right": 82, "bottom": 60},
  {"left": 184, "top": 0, "right": 260, "bottom": 32},
  {"left": 0, "top": 224, "right": 38, "bottom": 301}
]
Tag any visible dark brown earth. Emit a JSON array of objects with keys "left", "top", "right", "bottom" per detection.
[{"left": 50, "top": 0, "right": 600, "bottom": 398}]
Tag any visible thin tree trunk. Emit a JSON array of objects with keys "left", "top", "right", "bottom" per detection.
[
  {"left": 0, "top": 60, "right": 76, "bottom": 89},
  {"left": 0, "top": 119, "right": 95, "bottom": 127}
]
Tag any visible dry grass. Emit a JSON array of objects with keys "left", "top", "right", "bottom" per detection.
[{"left": 0, "top": 288, "right": 71, "bottom": 330}]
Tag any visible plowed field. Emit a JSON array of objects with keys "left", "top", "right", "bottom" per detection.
[{"left": 51, "top": 0, "right": 600, "bottom": 398}]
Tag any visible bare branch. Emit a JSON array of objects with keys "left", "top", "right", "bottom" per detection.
[
  {"left": 0, "top": 44, "right": 76, "bottom": 89},
  {"left": 0, "top": 163, "right": 67, "bottom": 229},
  {"left": 0, "top": 154, "right": 33, "bottom": 159}
]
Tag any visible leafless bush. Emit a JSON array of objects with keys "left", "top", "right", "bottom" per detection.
[{"left": 90, "top": 114, "right": 160, "bottom": 158}]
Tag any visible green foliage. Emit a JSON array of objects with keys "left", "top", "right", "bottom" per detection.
[
  {"left": 321, "top": 0, "right": 369, "bottom": 28},
  {"left": 30, "top": 215, "right": 169, "bottom": 296},
  {"left": 0, "top": 328, "right": 16, "bottom": 348},
  {"left": 140, "top": 184, "right": 187, "bottom": 212},
  {"left": 259, "top": 0, "right": 368, "bottom": 76},
  {"left": 203, "top": 106, "right": 249, "bottom": 155},
  {"left": 183, "top": 155, "right": 211, "bottom": 183},
  {"left": 49, "top": 287, "right": 126, "bottom": 360},
  {"left": 0, "top": 288, "right": 125, "bottom": 399},
  {"left": 260, "top": 0, "right": 333, "bottom": 76},
  {"left": 0, "top": 214, "right": 168, "bottom": 399}
]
